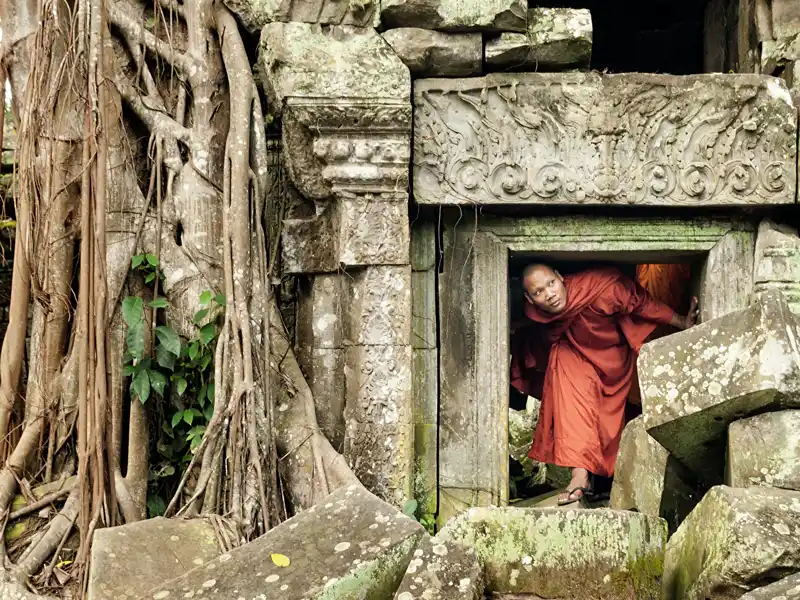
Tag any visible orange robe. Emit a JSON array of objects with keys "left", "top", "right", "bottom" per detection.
[{"left": 510, "top": 268, "right": 675, "bottom": 476}]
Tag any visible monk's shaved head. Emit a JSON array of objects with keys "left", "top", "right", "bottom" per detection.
[
  {"left": 522, "top": 263, "right": 556, "bottom": 281},
  {"left": 521, "top": 263, "right": 567, "bottom": 314}
]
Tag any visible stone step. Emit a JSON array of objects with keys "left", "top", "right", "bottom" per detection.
[{"left": 436, "top": 506, "right": 667, "bottom": 599}]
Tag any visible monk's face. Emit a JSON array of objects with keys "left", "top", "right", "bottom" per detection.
[{"left": 523, "top": 267, "right": 567, "bottom": 314}]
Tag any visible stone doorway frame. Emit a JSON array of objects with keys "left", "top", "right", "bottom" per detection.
[{"left": 432, "top": 214, "right": 756, "bottom": 525}]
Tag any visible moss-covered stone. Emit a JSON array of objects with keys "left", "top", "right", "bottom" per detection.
[
  {"left": 663, "top": 486, "right": 800, "bottom": 600},
  {"left": 437, "top": 506, "right": 667, "bottom": 598},
  {"left": 394, "top": 535, "right": 484, "bottom": 599},
  {"left": 380, "top": 0, "right": 526, "bottom": 32},
  {"left": 142, "top": 484, "right": 425, "bottom": 600}
]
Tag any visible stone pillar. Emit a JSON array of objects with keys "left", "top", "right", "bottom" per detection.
[
  {"left": 699, "top": 228, "right": 755, "bottom": 322},
  {"left": 753, "top": 218, "right": 800, "bottom": 313},
  {"left": 259, "top": 23, "right": 414, "bottom": 507}
]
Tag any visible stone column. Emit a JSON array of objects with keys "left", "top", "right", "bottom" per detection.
[
  {"left": 259, "top": 23, "right": 414, "bottom": 507},
  {"left": 753, "top": 218, "right": 800, "bottom": 313}
]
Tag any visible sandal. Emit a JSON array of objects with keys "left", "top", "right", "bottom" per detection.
[{"left": 557, "top": 486, "right": 593, "bottom": 506}]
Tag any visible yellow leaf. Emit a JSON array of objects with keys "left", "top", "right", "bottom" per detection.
[{"left": 271, "top": 553, "right": 290, "bottom": 567}]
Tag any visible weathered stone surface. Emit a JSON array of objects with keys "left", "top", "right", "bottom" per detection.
[
  {"left": 773, "top": 0, "right": 800, "bottom": 39},
  {"left": 394, "top": 535, "right": 484, "bottom": 599},
  {"left": 343, "top": 266, "right": 411, "bottom": 346},
  {"left": 382, "top": 29, "right": 481, "bottom": 77},
  {"left": 640, "top": 290, "right": 800, "bottom": 482},
  {"left": 508, "top": 401, "right": 547, "bottom": 489},
  {"left": 740, "top": 572, "right": 800, "bottom": 599},
  {"left": 225, "top": 0, "right": 378, "bottom": 31},
  {"left": 87, "top": 517, "right": 220, "bottom": 600},
  {"left": 438, "top": 507, "right": 667, "bottom": 598},
  {"left": 753, "top": 218, "right": 800, "bottom": 313},
  {"left": 413, "top": 348, "right": 437, "bottom": 515},
  {"left": 298, "top": 347, "right": 346, "bottom": 450},
  {"left": 414, "top": 73, "right": 796, "bottom": 206},
  {"left": 699, "top": 228, "right": 755, "bottom": 322},
  {"left": 610, "top": 417, "right": 701, "bottom": 535},
  {"left": 259, "top": 24, "right": 410, "bottom": 118},
  {"left": 339, "top": 196, "right": 410, "bottom": 267},
  {"left": 380, "top": 0, "right": 526, "bottom": 32},
  {"left": 762, "top": 33, "right": 800, "bottom": 75},
  {"left": 663, "top": 486, "right": 800, "bottom": 600},
  {"left": 145, "top": 485, "right": 425, "bottom": 600},
  {"left": 296, "top": 274, "right": 342, "bottom": 349},
  {"left": 727, "top": 410, "right": 800, "bottom": 490},
  {"left": 485, "top": 8, "right": 592, "bottom": 71}
]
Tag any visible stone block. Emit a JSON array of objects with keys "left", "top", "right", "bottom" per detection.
[
  {"left": 382, "top": 29, "right": 482, "bottom": 77},
  {"left": 345, "top": 421, "right": 414, "bottom": 506},
  {"left": 259, "top": 24, "right": 410, "bottom": 116},
  {"left": 699, "top": 228, "right": 755, "bottom": 322},
  {"left": 295, "top": 274, "right": 343, "bottom": 349},
  {"left": 727, "top": 410, "right": 800, "bottom": 490},
  {"left": 413, "top": 348, "right": 437, "bottom": 425},
  {"left": 344, "top": 266, "right": 411, "bottom": 347},
  {"left": 87, "top": 517, "right": 220, "bottom": 600},
  {"left": 411, "top": 270, "right": 436, "bottom": 349},
  {"left": 485, "top": 8, "right": 592, "bottom": 71},
  {"left": 413, "top": 422, "right": 437, "bottom": 516},
  {"left": 761, "top": 33, "right": 800, "bottom": 75},
  {"left": 411, "top": 222, "right": 436, "bottom": 272},
  {"left": 144, "top": 484, "right": 425, "bottom": 600},
  {"left": 753, "top": 218, "right": 800, "bottom": 313},
  {"left": 414, "top": 73, "right": 796, "bottom": 206},
  {"left": 281, "top": 207, "right": 338, "bottom": 274},
  {"left": 437, "top": 507, "right": 667, "bottom": 598},
  {"left": 740, "top": 572, "right": 800, "bottom": 599},
  {"left": 773, "top": 0, "right": 800, "bottom": 39},
  {"left": 380, "top": 0, "right": 526, "bottom": 33},
  {"left": 301, "top": 347, "right": 346, "bottom": 451},
  {"left": 394, "top": 535, "right": 484, "bottom": 600},
  {"left": 224, "top": 0, "right": 378, "bottom": 31},
  {"left": 610, "top": 417, "right": 701, "bottom": 535},
  {"left": 640, "top": 290, "right": 800, "bottom": 483},
  {"left": 338, "top": 197, "right": 410, "bottom": 267},
  {"left": 663, "top": 486, "right": 800, "bottom": 600}
]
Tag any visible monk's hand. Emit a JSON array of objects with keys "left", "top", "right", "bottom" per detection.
[{"left": 681, "top": 296, "right": 699, "bottom": 330}]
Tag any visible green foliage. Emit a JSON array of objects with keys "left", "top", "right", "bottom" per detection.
[
  {"left": 403, "top": 498, "right": 436, "bottom": 535},
  {"left": 123, "top": 255, "right": 226, "bottom": 517}
]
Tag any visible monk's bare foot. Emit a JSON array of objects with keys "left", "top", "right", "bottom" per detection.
[{"left": 558, "top": 467, "right": 591, "bottom": 505}]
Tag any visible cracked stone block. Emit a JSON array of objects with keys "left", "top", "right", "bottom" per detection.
[
  {"left": 663, "top": 486, "right": 800, "bottom": 600},
  {"left": 437, "top": 507, "right": 667, "bottom": 598},
  {"left": 87, "top": 517, "right": 220, "bottom": 600},
  {"left": 394, "top": 535, "right": 484, "bottom": 599},
  {"left": 224, "top": 0, "right": 379, "bottom": 31},
  {"left": 382, "top": 29, "right": 482, "bottom": 77},
  {"left": 639, "top": 290, "right": 800, "bottom": 483},
  {"left": 740, "top": 572, "right": 800, "bottom": 599},
  {"left": 485, "top": 8, "right": 592, "bottom": 71},
  {"left": 258, "top": 23, "right": 410, "bottom": 117},
  {"left": 727, "top": 410, "right": 800, "bottom": 490},
  {"left": 144, "top": 485, "right": 424, "bottom": 599},
  {"left": 380, "top": 0, "right": 526, "bottom": 32},
  {"left": 753, "top": 218, "right": 800, "bottom": 314},
  {"left": 610, "top": 416, "right": 701, "bottom": 535}
]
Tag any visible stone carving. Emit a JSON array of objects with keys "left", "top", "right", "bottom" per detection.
[
  {"left": 414, "top": 73, "right": 797, "bottom": 206},
  {"left": 382, "top": 29, "right": 482, "bottom": 77},
  {"left": 224, "top": 0, "right": 378, "bottom": 31},
  {"left": 753, "top": 218, "right": 800, "bottom": 313}
]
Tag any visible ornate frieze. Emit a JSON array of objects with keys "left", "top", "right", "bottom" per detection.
[{"left": 414, "top": 73, "right": 797, "bottom": 206}]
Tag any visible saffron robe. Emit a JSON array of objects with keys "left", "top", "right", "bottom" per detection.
[{"left": 510, "top": 268, "right": 676, "bottom": 476}]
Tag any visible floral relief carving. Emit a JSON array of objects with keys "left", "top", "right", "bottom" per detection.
[{"left": 413, "top": 73, "right": 797, "bottom": 206}]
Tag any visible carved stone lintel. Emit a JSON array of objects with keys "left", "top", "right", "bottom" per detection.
[{"left": 414, "top": 73, "right": 797, "bottom": 206}]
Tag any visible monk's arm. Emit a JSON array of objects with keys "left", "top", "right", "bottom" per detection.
[{"left": 615, "top": 278, "right": 698, "bottom": 329}]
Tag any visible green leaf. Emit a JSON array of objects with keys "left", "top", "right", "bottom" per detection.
[
  {"left": 191, "top": 408, "right": 203, "bottom": 417},
  {"left": 126, "top": 321, "right": 145, "bottom": 362},
  {"left": 155, "top": 326, "right": 181, "bottom": 357},
  {"left": 145, "top": 253, "right": 159, "bottom": 267},
  {"left": 188, "top": 342, "right": 199, "bottom": 360},
  {"left": 213, "top": 293, "right": 226, "bottom": 307},
  {"left": 207, "top": 382, "right": 215, "bottom": 403},
  {"left": 149, "top": 370, "right": 167, "bottom": 397},
  {"left": 402, "top": 499, "right": 418, "bottom": 517},
  {"left": 145, "top": 273, "right": 156, "bottom": 283},
  {"left": 204, "top": 403, "right": 214, "bottom": 421},
  {"left": 171, "top": 412, "right": 183, "bottom": 428},
  {"left": 131, "top": 254, "right": 145, "bottom": 269},
  {"left": 183, "top": 409, "right": 194, "bottom": 425},
  {"left": 199, "top": 323, "right": 216, "bottom": 346},
  {"left": 161, "top": 421, "right": 173, "bottom": 437},
  {"left": 176, "top": 377, "right": 188, "bottom": 397},
  {"left": 193, "top": 308, "right": 209, "bottom": 324},
  {"left": 199, "top": 290, "right": 212, "bottom": 305},
  {"left": 156, "top": 344, "right": 176, "bottom": 371},
  {"left": 132, "top": 370, "right": 150, "bottom": 404},
  {"left": 122, "top": 296, "right": 143, "bottom": 327},
  {"left": 148, "top": 298, "right": 169, "bottom": 309},
  {"left": 122, "top": 364, "right": 137, "bottom": 376},
  {"left": 147, "top": 495, "right": 166, "bottom": 518}
]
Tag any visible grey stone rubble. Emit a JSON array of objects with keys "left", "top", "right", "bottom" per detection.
[
  {"left": 380, "top": 0, "right": 527, "bottom": 32},
  {"left": 382, "top": 29, "right": 482, "bottom": 77},
  {"left": 739, "top": 572, "right": 800, "bottom": 599},
  {"left": 485, "top": 8, "right": 592, "bottom": 71},
  {"left": 223, "top": 0, "right": 379, "bottom": 30}
]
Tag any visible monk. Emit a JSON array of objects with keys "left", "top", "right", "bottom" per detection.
[{"left": 510, "top": 264, "right": 698, "bottom": 505}]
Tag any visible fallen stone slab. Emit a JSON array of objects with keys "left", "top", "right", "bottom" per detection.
[
  {"left": 381, "top": 0, "right": 526, "bottom": 32},
  {"left": 382, "top": 29, "right": 482, "bottom": 77},
  {"left": 413, "top": 73, "right": 796, "bottom": 207},
  {"left": 224, "top": 0, "right": 379, "bottom": 31},
  {"left": 144, "top": 484, "right": 424, "bottom": 599},
  {"left": 87, "top": 517, "right": 220, "bottom": 600},
  {"left": 727, "top": 409, "right": 800, "bottom": 490},
  {"left": 663, "top": 486, "right": 800, "bottom": 600},
  {"left": 485, "top": 8, "right": 592, "bottom": 71},
  {"left": 740, "top": 572, "right": 800, "bottom": 599},
  {"left": 393, "top": 535, "right": 484, "bottom": 599},
  {"left": 640, "top": 290, "right": 800, "bottom": 483},
  {"left": 610, "top": 416, "right": 701, "bottom": 534},
  {"left": 437, "top": 506, "right": 667, "bottom": 598}
]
